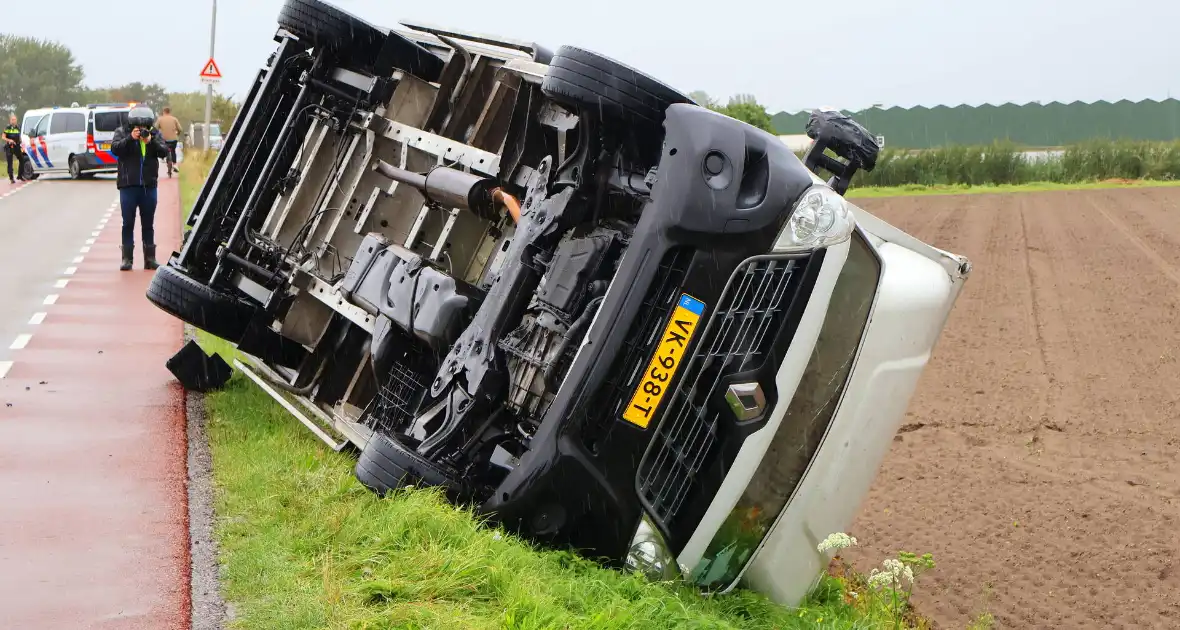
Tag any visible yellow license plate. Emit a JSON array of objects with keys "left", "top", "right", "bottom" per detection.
[
  {"left": 622, "top": 293, "right": 706, "bottom": 428},
  {"left": 100, "top": 143, "right": 111, "bottom": 151}
]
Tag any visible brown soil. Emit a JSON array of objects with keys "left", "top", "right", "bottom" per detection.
[{"left": 846, "top": 188, "right": 1180, "bottom": 629}]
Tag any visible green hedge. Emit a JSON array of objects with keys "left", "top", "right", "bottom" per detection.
[{"left": 832, "top": 140, "right": 1180, "bottom": 188}]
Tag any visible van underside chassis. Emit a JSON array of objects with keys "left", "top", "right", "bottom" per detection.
[{"left": 149, "top": 0, "right": 889, "bottom": 581}]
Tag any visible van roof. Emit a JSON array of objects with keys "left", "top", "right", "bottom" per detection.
[{"left": 23, "top": 106, "right": 89, "bottom": 116}]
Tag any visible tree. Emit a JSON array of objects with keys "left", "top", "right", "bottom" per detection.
[
  {"left": 163, "top": 90, "right": 241, "bottom": 131},
  {"left": 703, "top": 95, "right": 776, "bottom": 134},
  {"left": 68, "top": 83, "right": 241, "bottom": 132},
  {"left": 0, "top": 35, "right": 84, "bottom": 116},
  {"left": 76, "top": 82, "right": 169, "bottom": 111},
  {"left": 715, "top": 100, "right": 775, "bottom": 133},
  {"left": 688, "top": 90, "right": 715, "bottom": 108}
]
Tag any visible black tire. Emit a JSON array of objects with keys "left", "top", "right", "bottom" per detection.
[
  {"left": 68, "top": 156, "right": 82, "bottom": 180},
  {"left": 541, "top": 46, "right": 695, "bottom": 128},
  {"left": 146, "top": 264, "right": 257, "bottom": 342},
  {"left": 19, "top": 158, "right": 34, "bottom": 181},
  {"left": 277, "top": 0, "right": 382, "bottom": 48},
  {"left": 276, "top": 0, "right": 444, "bottom": 81},
  {"left": 355, "top": 432, "right": 457, "bottom": 496}
]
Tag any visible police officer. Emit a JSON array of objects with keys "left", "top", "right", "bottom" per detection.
[
  {"left": 110, "top": 106, "right": 169, "bottom": 271},
  {"left": 4, "top": 114, "right": 21, "bottom": 184}
]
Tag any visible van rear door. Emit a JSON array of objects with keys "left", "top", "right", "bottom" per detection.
[{"left": 90, "top": 107, "right": 128, "bottom": 164}]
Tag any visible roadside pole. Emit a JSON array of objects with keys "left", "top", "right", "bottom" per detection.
[{"left": 203, "top": 0, "right": 218, "bottom": 151}]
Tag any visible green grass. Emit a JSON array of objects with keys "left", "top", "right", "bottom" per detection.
[
  {"left": 847, "top": 139, "right": 1180, "bottom": 188},
  {"left": 845, "top": 178, "right": 1180, "bottom": 199},
  {"left": 180, "top": 157, "right": 920, "bottom": 630}
]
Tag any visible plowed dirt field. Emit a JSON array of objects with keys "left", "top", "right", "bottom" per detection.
[{"left": 849, "top": 187, "right": 1180, "bottom": 629}]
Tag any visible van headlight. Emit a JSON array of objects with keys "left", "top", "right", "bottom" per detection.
[
  {"left": 625, "top": 514, "right": 683, "bottom": 581},
  {"left": 773, "top": 185, "right": 854, "bottom": 252}
]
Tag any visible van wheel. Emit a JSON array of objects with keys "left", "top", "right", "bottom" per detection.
[
  {"left": 146, "top": 264, "right": 256, "bottom": 342},
  {"left": 276, "top": 0, "right": 443, "bottom": 81},
  {"left": 541, "top": 46, "right": 695, "bottom": 128},
  {"left": 355, "top": 432, "right": 459, "bottom": 496},
  {"left": 68, "top": 157, "right": 82, "bottom": 180}
]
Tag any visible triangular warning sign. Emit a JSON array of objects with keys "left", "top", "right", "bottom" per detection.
[{"left": 199, "top": 58, "right": 222, "bottom": 79}]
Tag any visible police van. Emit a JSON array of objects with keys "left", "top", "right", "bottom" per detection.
[{"left": 21, "top": 104, "right": 136, "bottom": 179}]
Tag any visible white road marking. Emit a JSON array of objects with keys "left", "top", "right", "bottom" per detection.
[
  {"left": 79, "top": 247, "right": 90, "bottom": 253},
  {"left": 54, "top": 279, "right": 69, "bottom": 289},
  {"left": 85, "top": 238, "right": 95, "bottom": 245},
  {"left": 29, "top": 312, "right": 46, "bottom": 325},
  {"left": 10, "top": 334, "right": 32, "bottom": 350},
  {"left": 65, "top": 266, "right": 77, "bottom": 274},
  {"left": 91, "top": 231, "right": 100, "bottom": 237},
  {"left": 0, "top": 361, "right": 12, "bottom": 379},
  {"left": 43, "top": 295, "right": 58, "bottom": 305},
  {"left": 73, "top": 256, "right": 84, "bottom": 263}
]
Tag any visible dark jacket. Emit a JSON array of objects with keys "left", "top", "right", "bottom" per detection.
[
  {"left": 111, "top": 125, "right": 169, "bottom": 189},
  {"left": 3, "top": 125, "right": 20, "bottom": 155}
]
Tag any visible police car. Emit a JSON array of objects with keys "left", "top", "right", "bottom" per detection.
[{"left": 21, "top": 104, "right": 135, "bottom": 179}]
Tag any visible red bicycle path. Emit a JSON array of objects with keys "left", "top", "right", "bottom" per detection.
[{"left": 0, "top": 177, "right": 189, "bottom": 629}]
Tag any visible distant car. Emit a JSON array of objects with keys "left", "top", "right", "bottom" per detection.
[
  {"left": 189, "top": 122, "right": 224, "bottom": 151},
  {"left": 20, "top": 103, "right": 134, "bottom": 179},
  {"left": 148, "top": 0, "right": 971, "bottom": 608}
]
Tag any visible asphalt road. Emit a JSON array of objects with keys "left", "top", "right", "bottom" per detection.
[
  {"left": 0, "top": 177, "right": 118, "bottom": 371},
  {"left": 0, "top": 175, "right": 189, "bottom": 629}
]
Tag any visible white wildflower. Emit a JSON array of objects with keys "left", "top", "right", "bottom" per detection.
[
  {"left": 868, "top": 569, "right": 893, "bottom": 590},
  {"left": 816, "top": 532, "right": 858, "bottom": 554},
  {"left": 868, "top": 557, "right": 916, "bottom": 591}
]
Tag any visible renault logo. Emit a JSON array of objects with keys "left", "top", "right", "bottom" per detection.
[{"left": 724, "top": 382, "right": 766, "bottom": 421}]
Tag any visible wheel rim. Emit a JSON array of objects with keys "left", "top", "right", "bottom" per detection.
[{"left": 69, "top": 159, "right": 79, "bottom": 178}]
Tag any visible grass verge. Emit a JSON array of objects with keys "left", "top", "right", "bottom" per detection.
[{"left": 180, "top": 156, "right": 924, "bottom": 629}]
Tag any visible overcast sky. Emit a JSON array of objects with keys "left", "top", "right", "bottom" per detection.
[{"left": 10, "top": 0, "right": 1180, "bottom": 113}]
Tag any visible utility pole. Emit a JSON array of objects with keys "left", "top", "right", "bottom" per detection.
[{"left": 203, "top": 0, "right": 218, "bottom": 151}]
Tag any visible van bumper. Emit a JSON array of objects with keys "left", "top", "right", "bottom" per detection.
[{"left": 76, "top": 152, "right": 119, "bottom": 173}]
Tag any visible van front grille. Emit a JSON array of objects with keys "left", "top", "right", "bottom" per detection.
[{"left": 637, "top": 255, "right": 807, "bottom": 528}]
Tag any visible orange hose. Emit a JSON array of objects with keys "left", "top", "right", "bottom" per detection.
[{"left": 492, "top": 188, "right": 522, "bottom": 224}]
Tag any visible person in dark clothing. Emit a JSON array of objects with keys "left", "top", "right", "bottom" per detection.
[
  {"left": 4, "top": 114, "right": 22, "bottom": 184},
  {"left": 111, "top": 106, "right": 169, "bottom": 271}
]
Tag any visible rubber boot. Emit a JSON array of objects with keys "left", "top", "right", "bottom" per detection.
[
  {"left": 120, "top": 246, "right": 134, "bottom": 271},
  {"left": 143, "top": 244, "right": 159, "bottom": 271}
]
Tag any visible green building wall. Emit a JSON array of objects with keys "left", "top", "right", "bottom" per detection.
[{"left": 771, "top": 99, "right": 1180, "bottom": 149}]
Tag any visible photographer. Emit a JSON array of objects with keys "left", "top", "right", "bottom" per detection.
[{"left": 110, "top": 106, "right": 169, "bottom": 271}]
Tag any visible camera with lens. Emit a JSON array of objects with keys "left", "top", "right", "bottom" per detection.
[{"left": 127, "top": 105, "right": 156, "bottom": 138}]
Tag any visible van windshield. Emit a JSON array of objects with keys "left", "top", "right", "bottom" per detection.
[
  {"left": 94, "top": 112, "right": 129, "bottom": 132},
  {"left": 209, "top": 124, "right": 222, "bottom": 136},
  {"left": 22, "top": 116, "right": 42, "bottom": 136}
]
